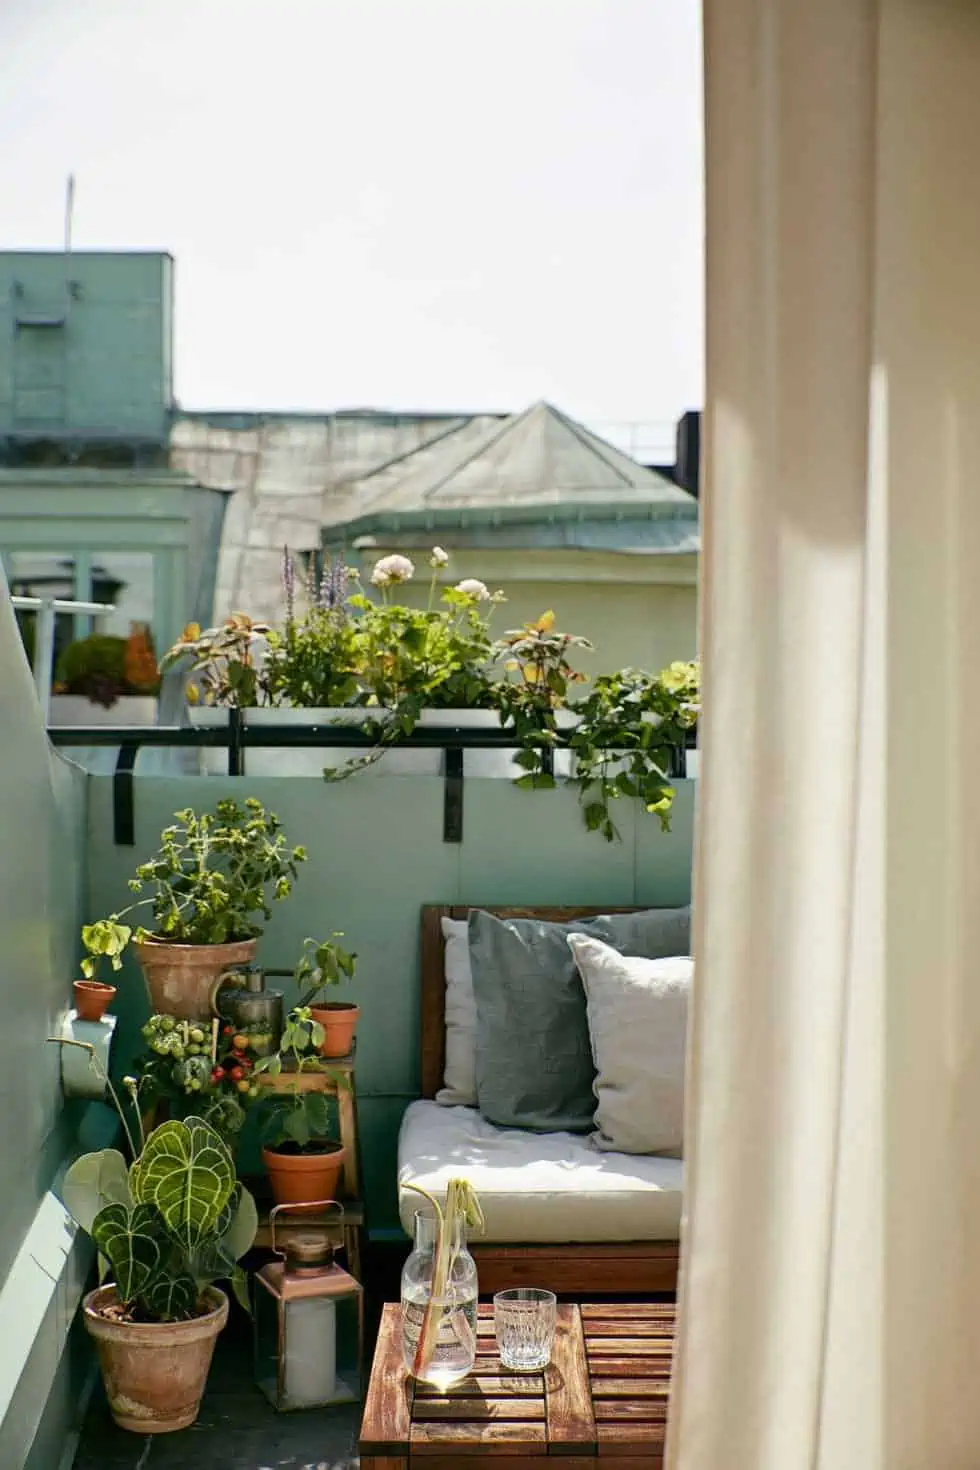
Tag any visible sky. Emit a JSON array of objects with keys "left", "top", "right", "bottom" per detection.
[{"left": 1, "top": 0, "right": 704, "bottom": 433}]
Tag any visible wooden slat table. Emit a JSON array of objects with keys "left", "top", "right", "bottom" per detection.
[{"left": 359, "top": 1300, "right": 675, "bottom": 1467}]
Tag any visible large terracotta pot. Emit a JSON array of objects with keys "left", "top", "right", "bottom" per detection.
[
  {"left": 83, "top": 1284, "right": 228, "bottom": 1434},
  {"left": 262, "top": 1140, "right": 346, "bottom": 1206},
  {"left": 134, "top": 937, "right": 257, "bottom": 1020},
  {"left": 310, "top": 1001, "right": 361, "bottom": 1058}
]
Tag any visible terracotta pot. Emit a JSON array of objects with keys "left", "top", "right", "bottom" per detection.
[
  {"left": 72, "top": 979, "right": 116, "bottom": 1022},
  {"left": 82, "top": 1284, "right": 228, "bottom": 1434},
  {"left": 310, "top": 1001, "right": 361, "bottom": 1059},
  {"left": 262, "top": 1140, "right": 346, "bottom": 1206},
  {"left": 133, "top": 937, "right": 257, "bottom": 1021}
]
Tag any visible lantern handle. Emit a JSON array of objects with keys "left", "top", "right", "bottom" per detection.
[{"left": 268, "top": 1199, "right": 344, "bottom": 1259}]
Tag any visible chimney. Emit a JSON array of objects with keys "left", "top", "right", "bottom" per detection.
[{"left": 674, "top": 410, "right": 701, "bottom": 498}]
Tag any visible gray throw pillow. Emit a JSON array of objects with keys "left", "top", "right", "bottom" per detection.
[{"left": 469, "top": 905, "right": 691, "bottom": 1132}]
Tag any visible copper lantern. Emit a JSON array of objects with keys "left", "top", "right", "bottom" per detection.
[{"left": 253, "top": 1201, "right": 363, "bottom": 1410}]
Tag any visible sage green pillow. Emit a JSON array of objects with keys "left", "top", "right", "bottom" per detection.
[{"left": 469, "top": 905, "right": 691, "bottom": 1133}]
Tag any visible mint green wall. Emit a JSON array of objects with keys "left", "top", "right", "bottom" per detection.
[
  {"left": 84, "top": 773, "right": 695, "bottom": 1236},
  {"left": 0, "top": 251, "right": 172, "bottom": 441},
  {"left": 0, "top": 575, "right": 96, "bottom": 1470}
]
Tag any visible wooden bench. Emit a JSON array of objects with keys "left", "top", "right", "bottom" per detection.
[
  {"left": 418, "top": 905, "right": 681, "bottom": 1296},
  {"left": 360, "top": 1299, "right": 675, "bottom": 1467}
]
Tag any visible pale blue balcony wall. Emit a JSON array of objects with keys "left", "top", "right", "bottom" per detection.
[
  {"left": 0, "top": 573, "right": 95, "bottom": 1470},
  {"left": 84, "top": 772, "right": 696, "bottom": 1237}
]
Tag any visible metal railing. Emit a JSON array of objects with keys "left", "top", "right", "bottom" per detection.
[{"left": 12, "top": 595, "right": 116, "bottom": 724}]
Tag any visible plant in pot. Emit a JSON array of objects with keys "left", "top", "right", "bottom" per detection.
[
  {"left": 253, "top": 1007, "right": 348, "bottom": 1205},
  {"left": 294, "top": 934, "right": 359, "bottom": 1058},
  {"left": 129, "top": 1013, "right": 261, "bottom": 1148},
  {"left": 81, "top": 797, "right": 307, "bottom": 1020},
  {"left": 53, "top": 1042, "right": 258, "bottom": 1434},
  {"left": 160, "top": 612, "right": 274, "bottom": 709},
  {"left": 51, "top": 631, "right": 161, "bottom": 725},
  {"left": 491, "top": 610, "right": 593, "bottom": 786},
  {"left": 324, "top": 550, "right": 506, "bottom": 779},
  {"left": 568, "top": 660, "right": 701, "bottom": 842},
  {"left": 73, "top": 975, "right": 117, "bottom": 1022}
]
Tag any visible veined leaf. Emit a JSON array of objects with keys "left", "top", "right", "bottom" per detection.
[
  {"left": 63, "top": 1148, "right": 132, "bottom": 1234},
  {"left": 91, "top": 1203, "right": 162, "bottom": 1305},
  {"left": 141, "top": 1272, "right": 199, "bottom": 1322},
  {"left": 130, "top": 1117, "right": 236, "bottom": 1252}
]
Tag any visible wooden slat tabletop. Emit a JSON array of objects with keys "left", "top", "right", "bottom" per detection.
[{"left": 360, "top": 1301, "right": 676, "bottom": 1466}]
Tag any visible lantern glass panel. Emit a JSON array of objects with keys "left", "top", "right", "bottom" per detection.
[{"left": 254, "top": 1267, "right": 362, "bottom": 1412}]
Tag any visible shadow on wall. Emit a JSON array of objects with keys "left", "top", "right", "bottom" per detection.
[{"left": 0, "top": 569, "right": 91, "bottom": 1470}]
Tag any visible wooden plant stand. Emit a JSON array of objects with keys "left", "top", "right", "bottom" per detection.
[{"left": 360, "top": 1300, "right": 675, "bottom": 1467}]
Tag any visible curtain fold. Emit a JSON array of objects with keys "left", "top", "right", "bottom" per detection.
[{"left": 668, "top": 3, "right": 980, "bottom": 1466}]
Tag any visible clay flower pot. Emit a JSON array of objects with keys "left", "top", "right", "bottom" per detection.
[
  {"left": 262, "top": 1139, "right": 346, "bottom": 1206},
  {"left": 310, "top": 1001, "right": 361, "bottom": 1059},
  {"left": 72, "top": 979, "right": 116, "bottom": 1022},
  {"left": 83, "top": 1284, "right": 228, "bottom": 1434},
  {"left": 133, "top": 936, "right": 258, "bottom": 1021}
]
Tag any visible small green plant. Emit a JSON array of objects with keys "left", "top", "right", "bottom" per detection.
[
  {"left": 55, "top": 634, "right": 130, "bottom": 708},
  {"left": 492, "top": 610, "right": 592, "bottom": 789},
  {"left": 569, "top": 660, "right": 700, "bottom": 841},
  {"left": 160, "top": 614, "right": 272, "bottom": 707},
  {"left": 260, "top": 1089, "right": 337, "bottom": 1151},
  {"left": 80, "top": 798, "right": 307, "bottom": 980},
  {"left": 294, "top": 935, "right": 357, "bottom": 1007},
  {"left": 50, "top": 1040, "right": 257, "bottom": 1323},
  {"left": 263, "top": 550, "right": 362, "bottom": 708}
]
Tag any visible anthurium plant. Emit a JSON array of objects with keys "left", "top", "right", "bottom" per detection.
[
  {"left": 80, "top": 798, "right": 307, "bottom": 980},
  {"left": 53, "top": 1039, "right": 258, "bottom": 1323}
]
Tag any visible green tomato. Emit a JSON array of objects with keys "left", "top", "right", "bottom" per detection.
[
  {"left": 189, "top": 1027, "right": 205, "bottom": 1044},
  {"left": 160, "top": 1015, "right": 176, "bottom": 1032},
  {"left": 189, "top": 1078, "right": 202, "bottom": 1091},
  {"left": 187, "top": 1044, "right": 201, "bottom": 1056}
]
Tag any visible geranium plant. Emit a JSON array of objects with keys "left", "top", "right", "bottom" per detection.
[
  {"left": 569, "top": 660, "right": 701, "bottom": 841},
  {"left": 80, "top": 798, "right": 307, "bottom": 980}
]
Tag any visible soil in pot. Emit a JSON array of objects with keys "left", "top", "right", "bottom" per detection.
[
  {"left": 310, "top": 1001, "right": 361, "bottom": 1059},
  {"left": 73, "top": 979, "right": 116, "bottom": 1022},
  {"left": 134, "top": 936, "right": 258, "bottom": 1020},
  {"left": 83, "top": 1283, "right": 228, "bottom": 1434},
  {"left": 262, "top": 1139, "right": 346, "bottom": 1206}
]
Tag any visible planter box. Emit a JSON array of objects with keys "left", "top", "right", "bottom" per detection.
[
  {"left": 48, "top": 695, "right": 158, "bottom": 728},
  {"left": 189, "top": 707, "right": 578, "bottom": 779}
]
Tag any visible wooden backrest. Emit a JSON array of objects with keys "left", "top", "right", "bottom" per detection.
[{"left": 419, "top": 904, "right": 640, "bottom": 1099}]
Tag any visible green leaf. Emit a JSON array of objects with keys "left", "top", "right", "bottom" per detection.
[
  {"left": 91, "top": 1203, "right": 163, "bottom": 1305},
  {"left": 130, "top": 1118, "right": 236, "bottom": 1252},
  {"left": 305, "top": 1093, "right": 331, "bottom": 1138},
  {"left": 63, "top": 1148, "right": 133, "bottom": 1234},
  {"left": 140, "top": 1272, "right": 199, "bottom": 1322},
  {"left": 220, "top": 1185, "right": 259, "bottom": 1262}
]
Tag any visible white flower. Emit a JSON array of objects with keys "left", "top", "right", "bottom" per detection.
[
  {"left": 456, "top": 578, "right": 491, "bottom": 601},
  {"left": 430, "top": 546, "right": 449, "bottom": 569},
  {"left": 371, "top": 554, "right": 415, "bottom": 587}
]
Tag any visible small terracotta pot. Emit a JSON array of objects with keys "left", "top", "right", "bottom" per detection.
[
  {"left": 83, "top": 1284, "right": 228, "bottom": 1434},
  {"left": 262, "top": 1140, "right": 346, "bottom": 1206},
  {"left": 310, "top": 1001, "right": 361, "bottom": 1059},
  {"left": 73, "top": 979, "right": 116, "bottom": 1022},
  {"left": 134, "top": 937, "right": 257, "bottom": 1021}
]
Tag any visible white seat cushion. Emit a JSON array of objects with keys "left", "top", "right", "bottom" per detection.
[{"left": 397, "top": 1099, "right": 683, "bottom": 1244}]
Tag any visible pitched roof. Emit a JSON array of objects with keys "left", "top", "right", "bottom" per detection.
[{"left": 322, "top": 401, "right": 697, "bottom": 535}]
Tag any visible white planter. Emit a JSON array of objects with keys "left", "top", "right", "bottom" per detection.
[
  {"left": 48, "top": 696, "right": 158, "bottom": 727},
  {"left": 248, "top": 707, "right": 374, "bottom": 777}
]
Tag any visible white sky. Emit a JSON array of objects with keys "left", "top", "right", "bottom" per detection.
[{"left": 1, "top": 0, "right": 704, "bottom": 428}]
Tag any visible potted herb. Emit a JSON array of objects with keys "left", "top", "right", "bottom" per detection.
[
  {"left": 492, "top": 611, "right": 592, "bottom": 784},
  {"left": 159, "top": 614, "right": 273, "bottom": 773},
  {"left": 568, "top": 661, "right": 700, "bottom": 841},
  {"left": 54, "top": 1044, "right": 257, "bottom": 1435},
  {"left": 81, "top": 798, "right": 307, "bottom": 1020},
  {"left": 293, "top": 934, "right": 359, "bottom": 1058},
  {"left": 254, "top": 1007, "right": 347, "bottom": 1205},
  {"left": 49, "top": 629, "right": 160, "bottom": 728}
]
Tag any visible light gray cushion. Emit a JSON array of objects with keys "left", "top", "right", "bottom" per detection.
[
  {"left": 469, "top": 905, "right": 691, "bottom": 1132},
  {"left": 569, "top": 935, "right": 692, "bottom": 1155}
]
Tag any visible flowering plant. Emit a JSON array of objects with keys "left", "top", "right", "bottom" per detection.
[
  {"left": 263, "top": 550, "right": 362, "bottom": 708},
  {"left": 492, "top": 611, "right": 592, "bottom": 789},
  {"left": 160, "top": 614, "right": 272, "bottom": 708}
]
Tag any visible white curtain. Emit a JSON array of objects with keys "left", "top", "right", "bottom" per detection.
[{"left": 668, "top": 2, "right": 980, "bottom": 1467}]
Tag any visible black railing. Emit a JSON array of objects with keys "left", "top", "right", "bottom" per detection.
[{"left": 47, "top": 715, "right": 696, "bottom": 848}]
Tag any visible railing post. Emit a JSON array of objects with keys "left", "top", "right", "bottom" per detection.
[{"left": 33, "top": 598, "right": 56, "bottom": 726}]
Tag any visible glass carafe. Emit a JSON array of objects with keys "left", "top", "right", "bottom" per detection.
[{"left": 401, "top": 1209, "right": 478, "bottom": 1388}]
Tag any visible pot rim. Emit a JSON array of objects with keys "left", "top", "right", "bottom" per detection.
[
  {"left": 262, "top": 1139, "right": 345, "bottom": 1161},
  {"left": 74, "top": 979, "right": 117, "bottom": 992},
  {"left": 309, "top": 1000, "right": 360, "bottom": 1013},
  {"left": 134, "top": 936, "right": 259, "bottom": 954},
  {"left": 83, "top": 1283, "right": 228, "bottom": 1343}
]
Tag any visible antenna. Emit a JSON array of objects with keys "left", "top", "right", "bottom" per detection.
[{"left": 64, "top": 174, "right": 75, "bottom": 254}]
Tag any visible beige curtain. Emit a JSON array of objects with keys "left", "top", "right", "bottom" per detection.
[{"left": 668, "top": 2, "right": 980, "bottom": 1467}]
